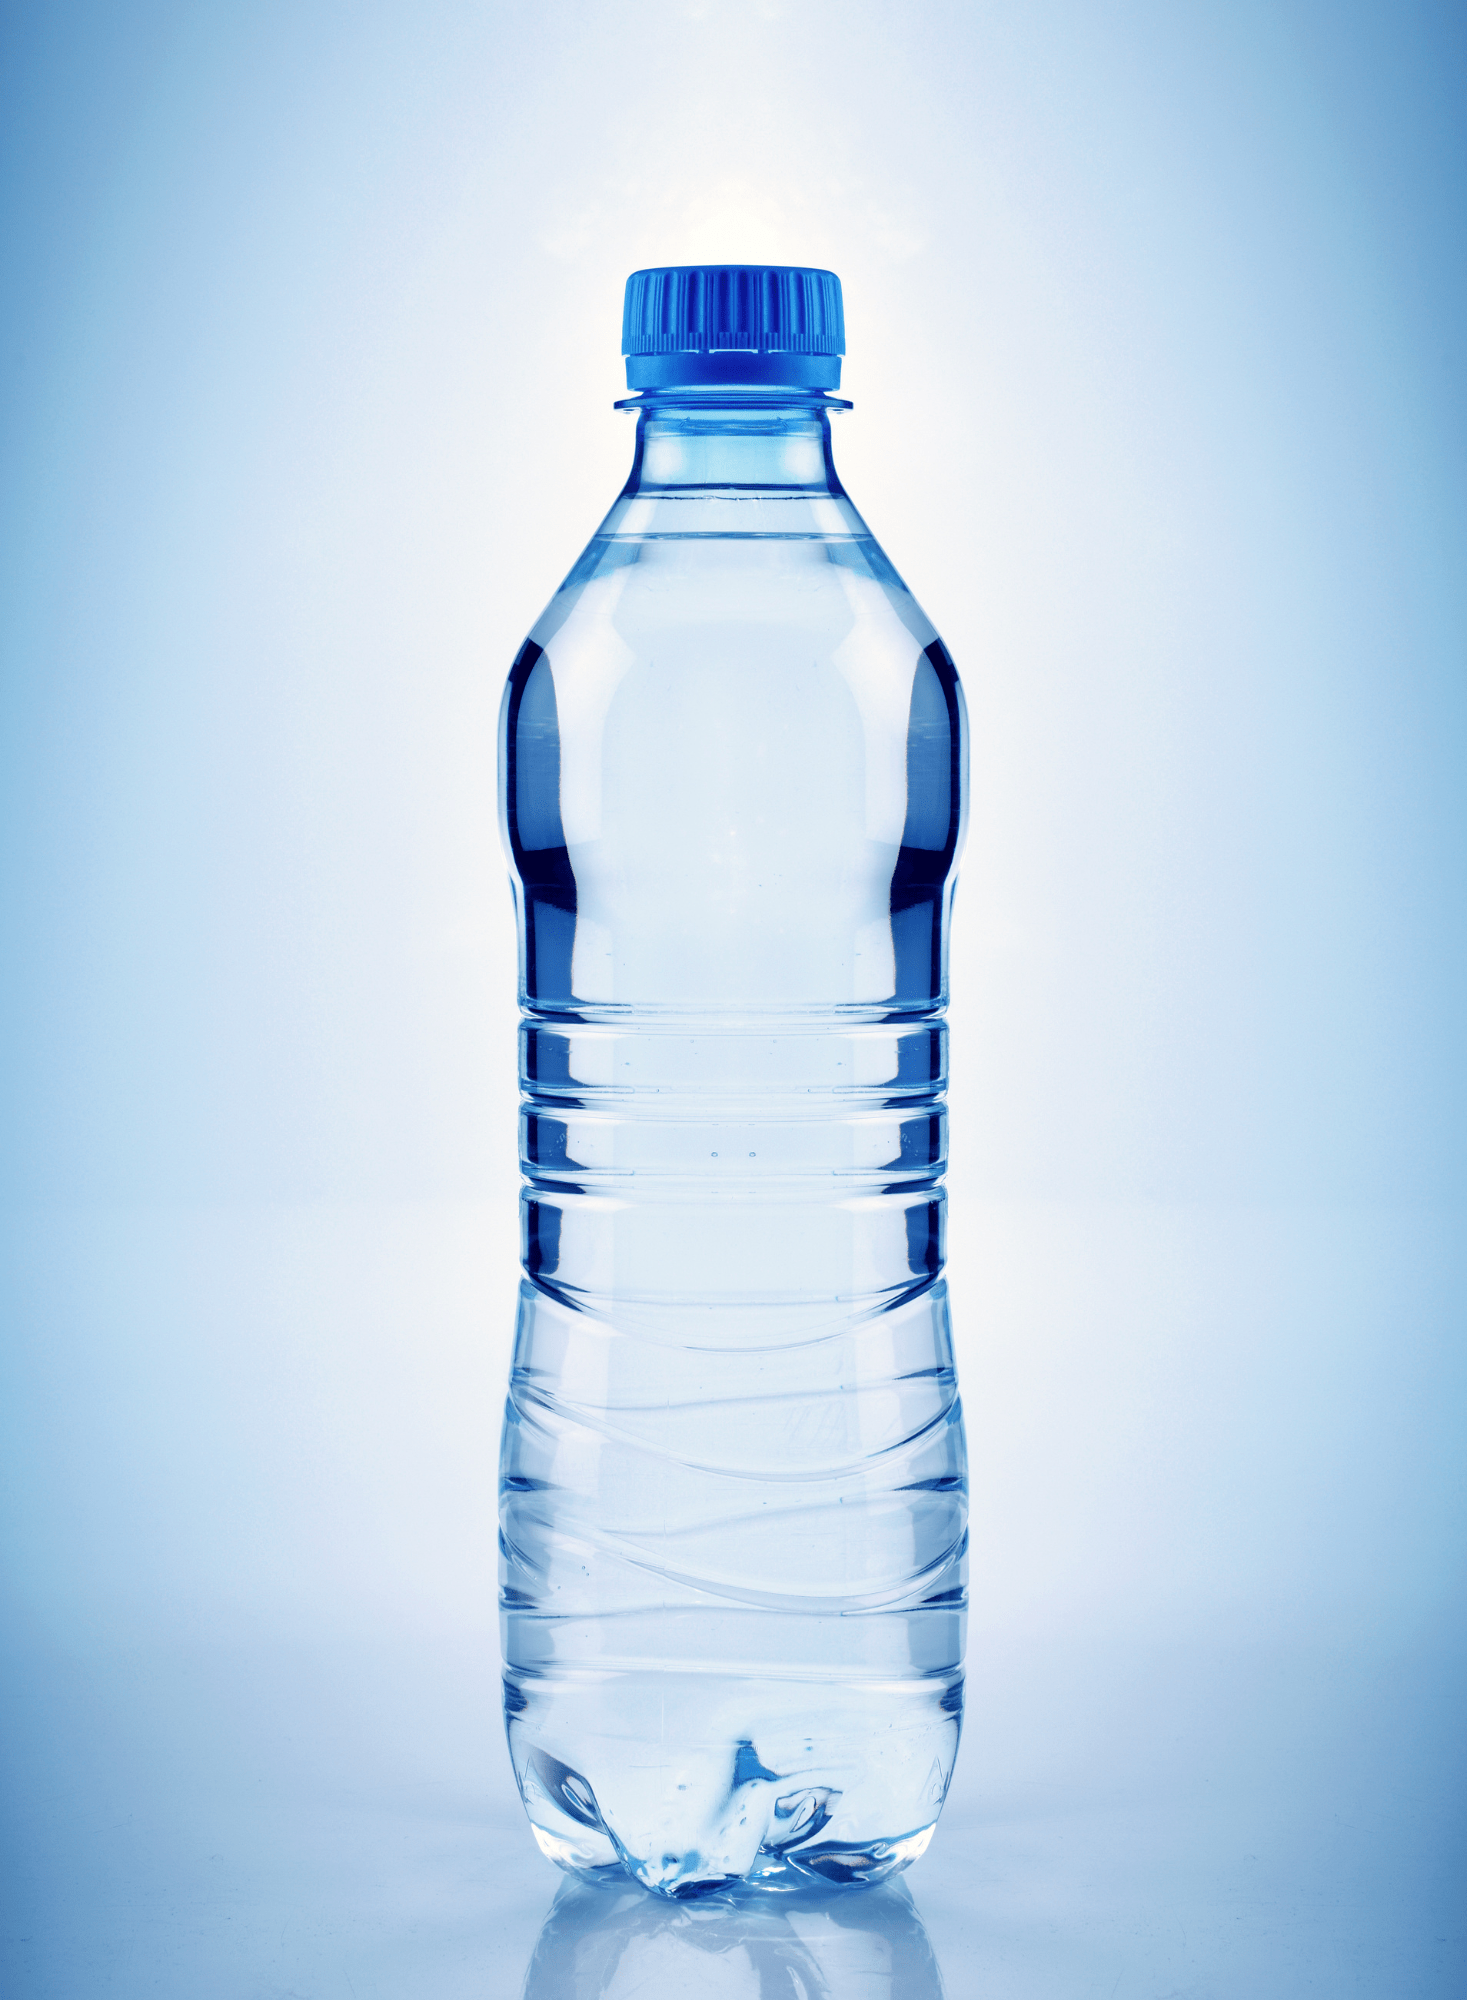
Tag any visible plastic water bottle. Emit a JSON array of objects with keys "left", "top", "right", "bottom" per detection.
[{"left": 499, "top": 265, "right": 968, "bottom": 1899}]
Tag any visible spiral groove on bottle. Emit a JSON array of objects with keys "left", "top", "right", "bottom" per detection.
[{"left": 500, "top": 1010, "right": 967, "bottom": 1684}]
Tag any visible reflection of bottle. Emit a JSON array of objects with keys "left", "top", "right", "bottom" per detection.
[
  {"left": 521, "top": 1874, "right": 947, "bottom": 2000},
  {"left": 500, "top": 265, "right": 969, "bottom": 1897}
]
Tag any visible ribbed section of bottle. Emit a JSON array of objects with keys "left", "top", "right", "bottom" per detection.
[{"left": 499, "top": 1010, "right": 967, "bottom": 1895}]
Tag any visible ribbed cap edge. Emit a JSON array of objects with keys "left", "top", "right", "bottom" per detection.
[{"left": 622, "top": 265, "right": 845, "bottom": 357}]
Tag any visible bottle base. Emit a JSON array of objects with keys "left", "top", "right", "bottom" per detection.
[
  {"left": 528, "top": 1816, "right": 939, "bottom": 1897},
  {"left": 505, "top": 1665, "right": 961, "bottom": 1900}
]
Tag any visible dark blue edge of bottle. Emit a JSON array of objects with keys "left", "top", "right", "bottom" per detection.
[{"left": 503, "top": 635, "right": 963, "bottom": 1015}]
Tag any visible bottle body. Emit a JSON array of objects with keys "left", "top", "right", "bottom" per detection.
[{"left": 499, "top": 398, "right": 968, "bottom": 1897}]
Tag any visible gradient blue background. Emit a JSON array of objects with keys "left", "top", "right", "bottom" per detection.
[{"left": 2, "top": 3, "right": 1464, "bottom": 1994}]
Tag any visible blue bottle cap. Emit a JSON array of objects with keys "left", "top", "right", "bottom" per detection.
[{"left": 622, "top": 265, "right": 844, "bottom": 390}]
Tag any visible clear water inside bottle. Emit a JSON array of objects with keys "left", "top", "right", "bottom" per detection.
[{"left": 499, "top": 402, "right": 968, "bottom": 1897}]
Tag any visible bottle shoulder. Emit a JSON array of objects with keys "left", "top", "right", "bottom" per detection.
[{"left": 523, "top": 522, "right": 946, "bottom": 671}]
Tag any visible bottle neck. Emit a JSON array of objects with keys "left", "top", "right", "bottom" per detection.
[{"left": 618, "top": 392, "right": 847, "bottom": 501}]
